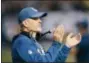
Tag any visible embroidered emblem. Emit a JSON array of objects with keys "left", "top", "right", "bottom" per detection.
[
  {"left": 32, "top": 8, "right": 38, "bottom": 12},
  {"left": 37, "top": 49, "right": 45, "bottom": 55},
  {"left": 28, "top": 50, "right": 32, "bottom": 54}
]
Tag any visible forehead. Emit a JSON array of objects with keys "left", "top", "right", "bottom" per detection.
[{"left": 24, "top": 18, "right": 40, "bottom": 22}]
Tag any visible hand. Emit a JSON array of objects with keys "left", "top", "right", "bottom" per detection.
[
  {"left": 53, "top": 25, "right": 64, "bottom": 42},
  {"left": 65, "top": 33, "right": 81, "bottom": 48}
]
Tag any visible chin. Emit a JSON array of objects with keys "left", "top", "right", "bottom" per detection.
[{"left": 37, "top": 28, "right": 42, "bottom": 33}]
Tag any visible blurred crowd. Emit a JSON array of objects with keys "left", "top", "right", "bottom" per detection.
[
  {"left": 1, "top": 1, "right": 89, "bottom": 62},
  {"left": 1, "top": 1, "right": 89, "bottom": 14},
  {"left": 2, "top": 0, "right": 89, "bottom": 42}
]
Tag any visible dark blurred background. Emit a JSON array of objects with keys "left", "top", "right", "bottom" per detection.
[{"left": 1, "top": 0, "right": 89, "bottom": 62}]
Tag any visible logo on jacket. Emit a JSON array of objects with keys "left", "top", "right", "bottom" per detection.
[
  {"left": 28, "top": 50, "right": 33, "bottom": 55},
  {"left": 37, "top": 49, "right": 45, "bottom": 55}
]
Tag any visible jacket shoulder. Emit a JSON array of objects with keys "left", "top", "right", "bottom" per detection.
[{"left": 12, "top": 34, "right": 33, "bottom": 45}]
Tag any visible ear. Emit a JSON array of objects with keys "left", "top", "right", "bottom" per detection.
[{"left": 22, "top": 19, "right": 28, "bottom": 27}]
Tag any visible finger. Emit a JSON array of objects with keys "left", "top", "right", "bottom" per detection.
[
  {"left": 58, "top": 26, "right": 64, "bottom": 38},
  {"left": 56, "top": 25, "right": 61, "bottom": 31},
  {"left": 61, "top": 25, "right": 64, "bottom": 35},
  {"left": 54, "top": 26, "right": 61, "bottom": 34},
  {"left": 54, "top": 24, "right": 64, "bottom": 35},
  {"left": 57, "top": 24, "right": 63, "bottom": 31},
  {"left": 67, "top": 33, "right": 74, "bottom": 39},
  {"left": 56, "top": 25, "right": 64, "bottom": 37},
  {"left": 75, "top": 33, "right": 81, "bottom": 41},
  {"left": 56, "top": 25, "right": 63, "bottom": 34}
]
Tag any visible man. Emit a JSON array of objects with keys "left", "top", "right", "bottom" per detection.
[
  {"left": 76, "top": 19, "right": 89, "bottom": 63},
  {"left": 11, "top": 7, "right": 81, "bottom": 63}
]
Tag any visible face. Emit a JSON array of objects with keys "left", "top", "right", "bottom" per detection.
[{"left": 22, "top": 18, "right": 42, "bottom": 32}]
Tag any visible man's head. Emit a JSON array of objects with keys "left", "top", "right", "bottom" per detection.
[
  {"left": 76, "top": 19, "right": 88, "bottom": 34},
  {"left": 18, "top": 7, "right": 47, "bottom": 33}
]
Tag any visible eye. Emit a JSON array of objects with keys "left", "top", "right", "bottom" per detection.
[{"left": 31, "top": 17, "right": 39, "bottom": 20}]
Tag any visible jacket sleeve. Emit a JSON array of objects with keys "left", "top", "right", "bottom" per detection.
[
  {"left": 47, "top": 41, "right": 70, "bottom": 62},
  {"left": 16, "top": 37, "right": 70, "bottom": 62},
  {"left": 55, "top": 43, "right": 71, "bottom": 62}
]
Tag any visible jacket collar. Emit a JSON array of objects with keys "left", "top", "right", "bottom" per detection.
[{"left": 20, "top": 31, "right": 31, "bottom": 38}]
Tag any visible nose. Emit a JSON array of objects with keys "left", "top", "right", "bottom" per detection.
[{"left": 37, "top": 19, "right": 41, "bottom": 23}]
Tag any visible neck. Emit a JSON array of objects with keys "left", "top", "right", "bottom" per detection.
[
  {"left": 29, "top": 31, "right": 36, "bottom": 38},
  {"left": 22, "top": 29, "right": 37, "bottom": 38}
]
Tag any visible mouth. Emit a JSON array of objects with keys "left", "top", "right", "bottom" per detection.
[{"left": 39, "top": 24, "right": 41, "bottom": 27}]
